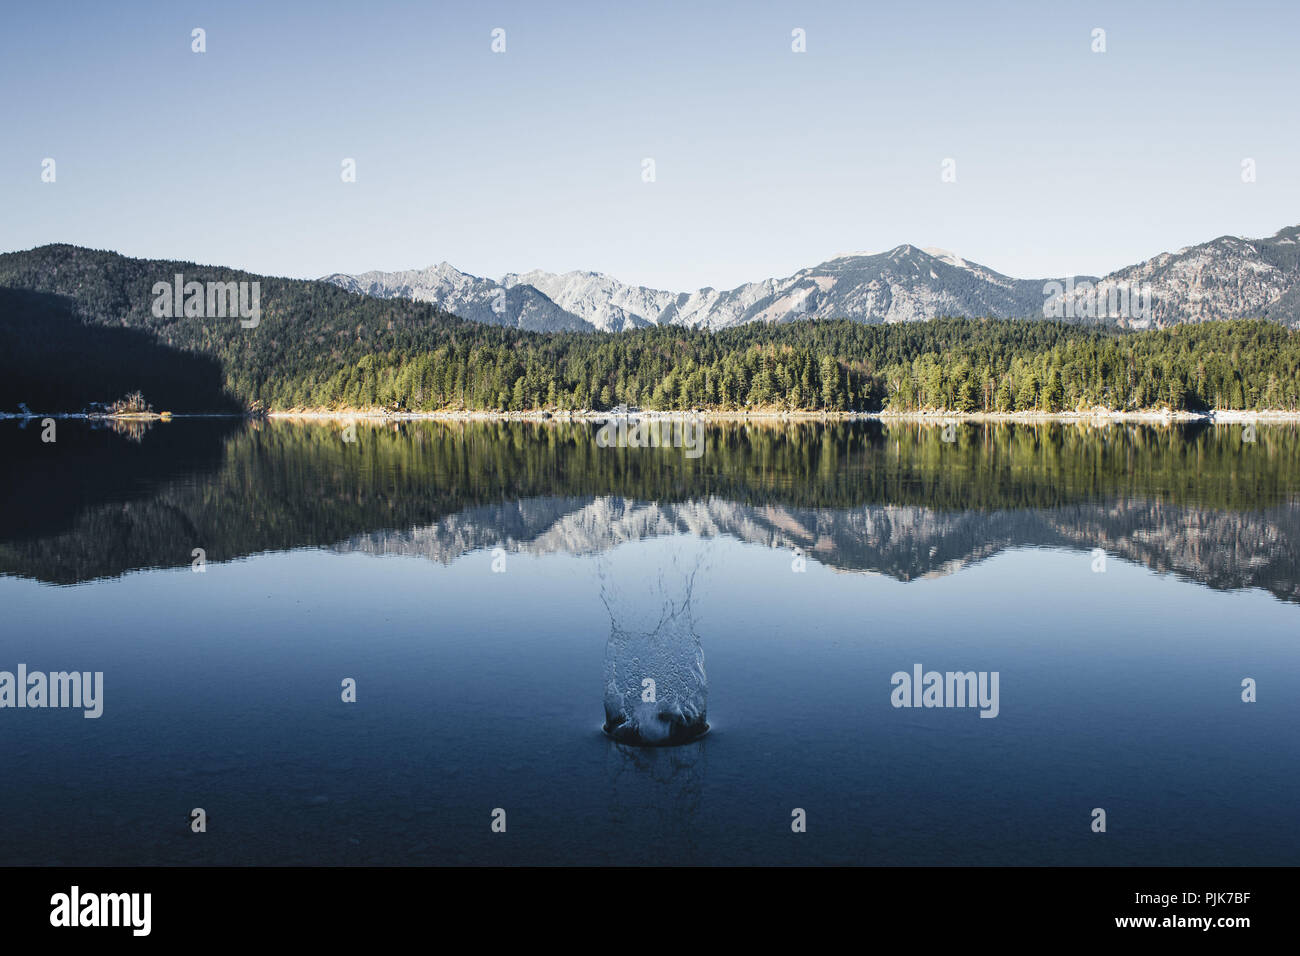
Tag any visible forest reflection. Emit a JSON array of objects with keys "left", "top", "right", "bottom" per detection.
[{"left": 1, "top": 418, "right": 1297, "bottom": 602}]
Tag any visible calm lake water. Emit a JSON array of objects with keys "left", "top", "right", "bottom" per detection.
[{"left": 1, "top": 418, "right": 1298, "bottom": 865}]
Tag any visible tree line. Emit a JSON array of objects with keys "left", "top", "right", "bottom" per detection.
[{"left": 259, "top": 318, "right": 1300, "bottom": 414}]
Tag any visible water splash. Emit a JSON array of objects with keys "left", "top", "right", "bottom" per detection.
[{"left": 599, "top": 542, "right": 709, "bottom": 746}]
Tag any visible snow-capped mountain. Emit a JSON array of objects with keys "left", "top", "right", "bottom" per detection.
[
  {"left": 1057, "top": 225, "right": 1300, "bottom": 328},
  {"left": 501, "top": 269, "right": 666, "bottom": 332},
  {"left": 505, "top": 245, "right": 1068, "bottom": 331},
  {"left": 322, "top": 224, "right": 1300, "bottom": 333},
  {"left": 321, "top": 262, "right": 593, "bottom": 332},
  {"left": 325, "top": 247, "right": 1071, "bottom": 333}
]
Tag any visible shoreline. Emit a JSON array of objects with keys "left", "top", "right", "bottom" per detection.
[{"left": 4, "top": 408, "right": 1299, "bottom": 424}]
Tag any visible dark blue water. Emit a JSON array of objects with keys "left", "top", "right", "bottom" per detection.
[{"left": 1, "top": 419, "right": 1297, "bottom": 864}]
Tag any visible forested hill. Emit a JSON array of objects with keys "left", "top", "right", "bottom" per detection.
[
  {"left": 2, "top": 244, "right": 1300, "bottom": 414},
  {"left": 0, "top": 243, "right": 477, "bottom": 412}
]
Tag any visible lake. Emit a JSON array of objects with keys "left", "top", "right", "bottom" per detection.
[{"left": 1, "top": 417, "right": 1297, "bottom": 865}]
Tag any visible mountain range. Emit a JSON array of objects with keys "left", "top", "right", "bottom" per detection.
[
  {"left": 5, "top": 227, "right": 1300, "bottom": 415},
  {"left": 323, "top": 224, "right": 1300, "bottom": 333}
]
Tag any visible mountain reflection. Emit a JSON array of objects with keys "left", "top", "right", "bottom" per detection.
[{"left": 2, "top": 418, "right": 1298, "bottom": 603}]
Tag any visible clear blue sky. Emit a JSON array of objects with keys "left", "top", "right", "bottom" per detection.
[{"left": 2, "top": 0, "right": 1296, "bottom": 290}]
